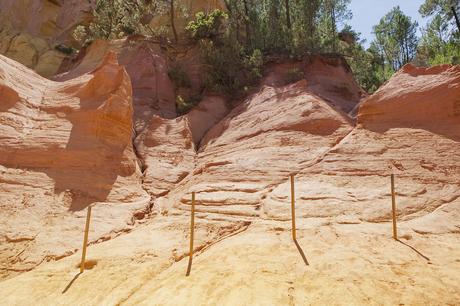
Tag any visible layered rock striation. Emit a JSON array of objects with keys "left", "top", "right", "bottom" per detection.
[
  {"left": 264, "top": 64, "right": 460, "bottom": 231},
  {"left": 0, "top": 52, "right": 149, "bottom": 279}
]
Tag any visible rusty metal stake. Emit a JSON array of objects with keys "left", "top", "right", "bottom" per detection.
[
  {"left": 186, "top": 192, "right": 195, "bottom": 276},
  {"left": 80, "top": 206, "right": 92, "bottom": 273},
  {"left": 391, "top": 174, "right": 397, "bottom": 240},
  {"left": 291, "top": 174, "right": 296, "bottom": 241}
]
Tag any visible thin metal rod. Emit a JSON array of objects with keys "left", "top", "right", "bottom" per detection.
[
  {"left": 391, "top": 174, "right": 397, "bottom": 240},
  {"left": 186, "top": 192, "right": 195, "bottom": 276},
  {"left": 290, "top": 174, "right": 296, "bottom": 241},
  {"left": 80, "top": 206, "right": 92, "bottom": 273}
]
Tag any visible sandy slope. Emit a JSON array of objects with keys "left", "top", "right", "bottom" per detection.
[{"left": 0, "top": 215, "right": 459, "bottom": 305}]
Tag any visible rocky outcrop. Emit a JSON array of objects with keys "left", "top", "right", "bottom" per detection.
[
  {"left": 153, "top": 80, "right": 354, "bottom": 218},
  {"left": 303, "top": 55, "right": 366, "bottom": 114},
  {"left": 262, "top": 55, "right": 365, "bottom": 115},
  {"left": 0, "top": 0, "right": 94, "bottom": 44},
  {"left": 0, "top": 48, "right": 459, "bottom": 303},
  {"left": 0, "top": 52, "right": 149, "bottom": 279},
  {"left": 142, "top": 61, "right": 460, "bottom": 237},
  {"left": 56, "top": 39, "right": 230, "bottom": 204},
  {"left": 56, "top": 39, "right": 177, "bottom": 130},
  {"left": 358, "top": 64, "right": 460, "bottom": 137},
  {"left": 0, "top": 31, "right": 67, "bottom": 78},
  {"left": 0, "top": 0, "right": 95, "bottom": 77},
  {"left": 263, "top": 64, "right": 460, "bottom": 231}
]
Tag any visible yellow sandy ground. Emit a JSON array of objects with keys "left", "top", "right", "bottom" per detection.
[{"left": 1, "top": 214, "right": 459, "bottom": 306}]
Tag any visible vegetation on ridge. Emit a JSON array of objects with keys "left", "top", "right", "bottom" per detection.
[{"left": 72, "top": 0, "right": 460, "bottom": 97}]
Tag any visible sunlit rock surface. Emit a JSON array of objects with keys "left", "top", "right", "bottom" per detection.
[
  {"left": 0, "top": 53, "right": 149, "bottom": 279},
  {"left": 0, "top": 49, "right": 459, "bottom": 304}
]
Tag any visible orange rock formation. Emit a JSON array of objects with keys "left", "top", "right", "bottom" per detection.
[
  {"left": 0, "top": 52, "right": 148, "bottom": 279},
  {"left": 0, "top": 43, "right": 459, "bottom": 304}
]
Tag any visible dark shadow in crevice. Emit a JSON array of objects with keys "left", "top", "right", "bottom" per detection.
[
  {"left": 396, "top": 239, "right": 430, "bottom": 261},
  {"left": 62, "top": 272, "right": 82, "bottom": 294},
  {"left": 294, "top": 239, "right": 309, "bottom": 266}
]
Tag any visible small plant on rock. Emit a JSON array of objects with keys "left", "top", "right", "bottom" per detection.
[{"left": 284, "top": 68, "right": 305, "bottom": 84}]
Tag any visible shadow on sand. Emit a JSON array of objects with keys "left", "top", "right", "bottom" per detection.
[
  {"left": 396, "top": 239, "right": 430, "bottom": 262},
  {"left": 62, "top": 272, "right": 82, "bottom": 294},
  {"left": 186, "top": 256, "right": 193, "bottom": 277},
  {"left": 294, "top": 239, "right": 309, "bottom": 266}
]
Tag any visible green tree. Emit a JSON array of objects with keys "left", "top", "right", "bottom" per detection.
[
  {"left": 186, "top": 9, "right": 263, "bottom": 95},
  {"left": 420, "top": 0, "right": 460, "bottom": 32},
  {"left": 73, "top": 0, "right": 169, "bottom": 44},
  {"left": 222, "top": 0, "right": 325, "bottom": 54},
  {"left": 417, "top": 15, "right": 460, "bottom": 65},
  {"left": 372, "top": 6, "right": 419, "bottom": 72},
  {"left": 318, "top": 0, "right": 352, "bottom": 52},
  {"left": 416, "top": 0, "right": 460, "bottom": 66}
]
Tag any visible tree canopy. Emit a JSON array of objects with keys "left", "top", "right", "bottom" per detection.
[{"left": 72, "top": 0, "right": 460, "bottom": 96}]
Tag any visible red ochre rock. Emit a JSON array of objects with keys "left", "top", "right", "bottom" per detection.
[{"left": 0, "top": 52, "right": 149, "bottom": 279}]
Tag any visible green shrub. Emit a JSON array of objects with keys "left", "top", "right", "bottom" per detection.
[
  {"left": 55, "top": 44, "right": 76, "bottom": 55},
  {"left": 168, "top": 66, "right": 191, "bottom": 88},
  {"left": 186, "top": 9, "right": 229, "bottom": 41},
  {"left": 72, "top": 0, "right": 160, "bottom": 45},
  {"left": 201, "top": 39, "right": 263, "bottom": 95},
  {"left": 245, "top": 49, "right": 264, "bottom": 81},
  {"left": 176, "top": 94, "right": 202, "bottom": 115},
  {"left": 284, "top": 68, "right": 305, "bottom": 84}
]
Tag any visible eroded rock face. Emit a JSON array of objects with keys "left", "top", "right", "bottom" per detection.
[
  {"left": 56, "top": 39, "right": 177, "bottom": 131},
  {"left": 262, "top": 55, "right": 365, "bottom": 115},
  {"left": 0, "top": 52, "right": 149, "bottom": 279},
  {"left": 134, "top": 95, "right": 229, "bottom": 199},
  {"left": 0, "top": 0, "right": 95, "bottom": 77},
  {"left": 264, "top": 64, "right": 460, "bottom": 231},
  {"left": 135, "top": 116, "right": 196, "bottom": 198},
  {"left": 0, "top": 0, "right": 94, "bottom": 43},
  {"left": 145, "top": 61, "right": 459, "bottom": 238},
  {"left": 0, "top": 46, "right": 459, "bottom": 302},
  {"left": 155, "top": 80, "right": 354, "bottom": 218},
  {"left": 56, "top": 39, "right": 231, "bottom": 204},
  {"left": 303, "top": 55, "right": 365, "bottom": 115},
  {"left": 186, "top": 95, "right": 228, "bottom": 147},
  {"left": 359, "top": 64, "right": 460, "bottom": 137}
]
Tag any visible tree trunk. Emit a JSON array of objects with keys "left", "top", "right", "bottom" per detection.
[
  {"left": 452, "top": 6, "right": 460, "bottom": 33},
  {"left": 170, "top": 0, "right": 178, "bottom": 43},
  {"left": 331, "top": 3, "right": 337, "bottom": 52},
  {"left": 243, "top": 0, "right": 251, "bottom": 47},
  {"left": 285, "top": 0, "right": 291, "bottom": 29}
]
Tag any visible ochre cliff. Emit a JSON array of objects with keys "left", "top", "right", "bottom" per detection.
[
  {"left": 0, "top": 42, "right": 459, "bottom": 304},
  {"left": 0, "top": 52, "right": 149, "bottom": 279},
  {"left": 56, "top": 39, "right": 177, "bottom": 126}
]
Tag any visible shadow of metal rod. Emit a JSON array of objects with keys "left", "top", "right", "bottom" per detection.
[
  {"left": 186, "top": 257, "right": 193, "bottom": 277},
  {"left": 294, "top": 239, "right": 309, "bottom": 266},
  {"left": 62, "top": 272, "right": 82, "bottom": 294},
  {"left": 396, "top": 239, "right": 430, "bottom": 261}
]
